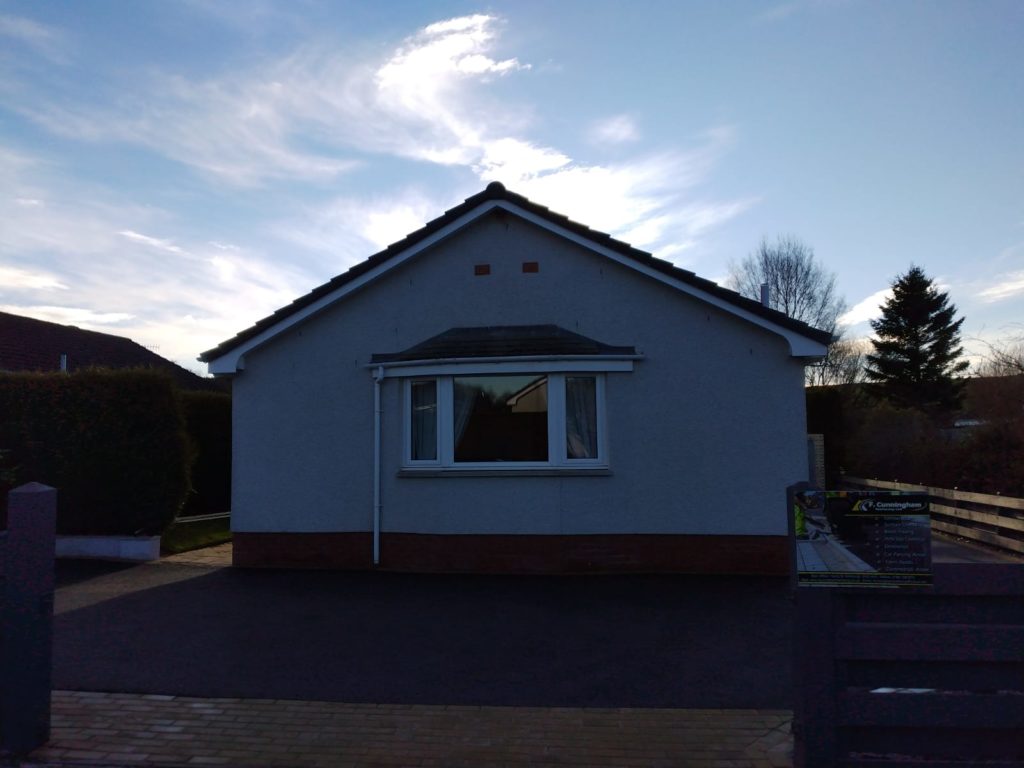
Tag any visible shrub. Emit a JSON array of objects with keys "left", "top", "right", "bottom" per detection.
[
  {"left": 179, "top": 390, "right": 231, "bottom": 516},
  {"left": 954, "top": 421, "right": 1024, "bottom": 497},
  {"left": 0, "top": 369, "right": 190, "bottom": 535},
  {"left": 842, "top": 401, "right": 959, "bottom": 487},
  {"left": 806, "top": 383, "right": 861, "bottom": 486}
]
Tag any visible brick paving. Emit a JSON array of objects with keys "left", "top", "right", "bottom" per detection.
[
  {"left": 18, "top": 691, "right": 793, "bottom": 768},
  {"left": 159, "top": 543, "right": 234, "bottom": 568}
]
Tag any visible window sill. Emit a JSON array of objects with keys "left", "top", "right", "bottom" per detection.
[{"left": 397, "top": 467, "right": 612, "bottom": 478}]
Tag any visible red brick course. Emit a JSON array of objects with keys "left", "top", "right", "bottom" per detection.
[{"left": 232, "top": 532, "right": 789, "bottom": 574}]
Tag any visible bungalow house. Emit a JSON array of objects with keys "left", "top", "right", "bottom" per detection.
[{"left": 201, "top": 183, "right": 830, "bottom": 574}]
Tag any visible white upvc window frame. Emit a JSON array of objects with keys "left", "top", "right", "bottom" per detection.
[{"left": 402, "top": 373, "right": 608, "bottom": 470}]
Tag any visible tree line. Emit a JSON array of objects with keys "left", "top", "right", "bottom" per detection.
[{"left": 727, "top": 237, "right": 1023, "bottom": 496}]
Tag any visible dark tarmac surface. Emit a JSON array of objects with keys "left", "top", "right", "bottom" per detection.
[{"left": 53, "top": 561, "right": 793, "bottom": 709}]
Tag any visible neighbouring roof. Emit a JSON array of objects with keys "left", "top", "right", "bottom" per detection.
[
  {"left": 0, "top": 311, "right": 221, "bottom": 391},
  {"left": 201, "top": 182, "right": 832, "bottom": 369},
  {"left": 370, "top": 325, "right": 637, "bottom": 363}
]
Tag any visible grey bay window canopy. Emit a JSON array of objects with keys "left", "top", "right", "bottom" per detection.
[{"left": 368, "top": 325, "right": 642, "bottom": 376}]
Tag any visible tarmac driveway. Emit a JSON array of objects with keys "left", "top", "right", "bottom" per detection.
[{"left": 53, "top": 557, "right": 793, "bottom": 709}]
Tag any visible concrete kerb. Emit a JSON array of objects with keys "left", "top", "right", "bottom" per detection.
[{"left": 13, "top": 691, "right": 793, "bottom": 768}]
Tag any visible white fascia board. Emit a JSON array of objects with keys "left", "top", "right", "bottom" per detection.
[
  {"left": 371, "top": 355, "right": 640, "bottom": 378},
  {"left": 493, "top": 202, "right": 829, "bottom": 359},
  {"left": 204, "top": 200, "right": 510, "bottom": 375}
]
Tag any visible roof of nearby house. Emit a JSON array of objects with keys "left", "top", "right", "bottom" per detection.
[
  {"left": 370, "top": 325, "right": 637, "bottom": 363},
  {"left": 201, "top": 182, "right": 832, "bottom": 368},
  {"left": 0, "top": 311, "right": 221, "bottom": 391}
]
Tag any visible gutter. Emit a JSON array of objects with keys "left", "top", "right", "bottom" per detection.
[
  {"left": 365, "top": 353, "right": 644, "bottom": 371},
  {"left": 372, "top": 365, "right": 383, "bottom": 566}
]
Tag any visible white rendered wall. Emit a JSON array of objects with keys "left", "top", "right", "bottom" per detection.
[{"left": 230, "top": 211, "right": 809, "bottom": 536}]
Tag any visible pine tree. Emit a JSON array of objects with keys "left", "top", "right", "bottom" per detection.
[{"left": 865, "top": 266, "right": 969, "bottom": 412}]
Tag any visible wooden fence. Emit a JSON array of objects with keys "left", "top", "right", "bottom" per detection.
[
  {"left": 844, "top": 476, "right": 1024, "bottom": 556},
  {"left": 793, "top": 563, "right": 1024, "bottom": 767}
]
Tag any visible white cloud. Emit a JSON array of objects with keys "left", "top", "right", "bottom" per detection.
[
  {"left": 839, "top": 288, "right": 891, "bottom": 327},
  {"left": 1, "top": 305, "right": 134, "bottom": 326},
  {"left": 274, "top": 120, "right": 749, "bottom": 269},
  {"left": 382, "top": 13, "right": 527, "bottom": 87},
  {"left": 11, "top": 73, "right": 360, "bottom": 187},
  {"left": 0, "top": 266, "right": 68, "bottom": 290},
  {"left": 360, "top": 206, "right": 431, "bottom": 251},
  {"left": 119, "top": 230, "right": 188, "bottom": 256},
  {"left": 404, "top": 14, "right": 527, "bottom": 75},
  {"left": 976, "top": 270, "right": 1024, "bottom": 303},
  {"left": 4, "top": 14, "right": 533, "bottom": 186},
  {"left": 0, "top": 14, "right": 754, "bottom": 369},
  {"left": 3, "top": 14, "right": 747, "bottom": 265},
  {"left": 589, "top": 115, "right": 639, "bottom": 145},
  {"left": 0, "top": 14, "right": 66, "bottom": 61},
  {"left": 511, "top": 128, "right": 748, "bottom": 256},
  {"left": 475, "top": 138, "right": 570, "bottom": 183},
  {"left": 0, "top": 151, "right": 314, "bottom": 371},
  {"left": 275, "top": 190, "right": 444, "bottom": 264},
  {"left": 0, "top": 150, "right": 167, "bottom": 261}
]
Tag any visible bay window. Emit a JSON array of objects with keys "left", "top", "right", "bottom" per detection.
[{"left": 404, "top": 373, "right": 606, "bottom": 469}]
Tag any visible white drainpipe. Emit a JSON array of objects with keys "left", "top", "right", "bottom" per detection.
[{"left": 372, "top": 365, "right": 384, "bottom": 565}]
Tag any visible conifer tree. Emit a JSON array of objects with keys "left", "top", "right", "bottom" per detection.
[{"left": 865, "top": 266, "right": 968, "bottom": 412}]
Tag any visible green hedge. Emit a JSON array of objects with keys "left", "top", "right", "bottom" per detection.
[
  {"left": 807, "top": 377, "right": 1024, "bottom": 497},
  {"left": 0, "top": 369, "right": 191, "bottom": 535},
  {"left": 180, "top": 390, "right": 231, "bottom": 516}
]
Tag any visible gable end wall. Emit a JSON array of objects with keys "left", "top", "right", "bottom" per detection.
[{"left": 230, "top": 212, "right": 808, "bottom": 568}]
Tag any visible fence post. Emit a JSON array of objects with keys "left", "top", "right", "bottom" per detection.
[
  {"left": 1, "top": 482, "right": 56, "bottom": 756},
  {"left": 789, "top": 482, "right": 839, "bottom": 767},
  {"left": 793, "top": 586, "right": 840, "bottom": 767}
]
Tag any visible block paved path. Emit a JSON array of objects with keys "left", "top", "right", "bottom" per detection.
[
  {"left": 159, "top": 543, "right": 234, "bottom": 567},
  {"left": 19, "top": 691, "right": 793, "bottom": 768}
]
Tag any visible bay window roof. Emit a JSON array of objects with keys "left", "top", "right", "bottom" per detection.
[{"left": 370, "top": 325, "right": 636, "bottom": 364}]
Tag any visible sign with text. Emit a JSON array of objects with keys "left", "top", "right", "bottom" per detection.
[{"left": 793, "top": 489, "right": 931, "bottom": 587}]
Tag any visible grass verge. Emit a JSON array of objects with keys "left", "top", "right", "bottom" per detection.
[{"left": 161, "top": 515, "right": 231, "bottom": 554}]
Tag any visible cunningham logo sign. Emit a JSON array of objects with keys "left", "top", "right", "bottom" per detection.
[{"left": 852, "top": 498, "right": 928, "bottom": 514}]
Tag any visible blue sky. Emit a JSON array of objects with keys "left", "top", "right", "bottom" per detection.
[{"left": 1, "top": 1, "right": 1021, "bottom": 373}]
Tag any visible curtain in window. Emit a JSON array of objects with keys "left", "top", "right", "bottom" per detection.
[
  {"left": 410, "top": 380, "right": 437, "bottom": 460},
  {"left": 566, "top": 376, "right": 598, "bottom": 459},
  {"left": 452, "top": 380, "right": 476, "bottom": 454}
]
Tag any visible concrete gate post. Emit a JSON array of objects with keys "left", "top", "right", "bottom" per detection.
[{"left": 1, "top": 482, "right": 57, "bottom": 756}]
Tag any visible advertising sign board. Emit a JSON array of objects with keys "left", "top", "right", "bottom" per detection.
[{"left": 793, "top": 489, "right": 931, "bottom": 587}]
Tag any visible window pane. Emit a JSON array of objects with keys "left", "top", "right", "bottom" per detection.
[
  {"left": 566, "top": 376, "right": 598, "bottom": 459},
  {"left": 410, "top": 379, "right": 437, "bottom": 461},
  {"left": 454, "top": 375, "right": 548, "bottom": 462}
]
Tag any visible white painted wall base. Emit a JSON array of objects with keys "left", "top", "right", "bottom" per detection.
[{"left": 56, "top": 535, "right": 161, "bottom": 562}]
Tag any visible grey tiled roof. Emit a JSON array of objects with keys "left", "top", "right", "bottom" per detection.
[
  {"left": 201, "top": 182, "right": 832, "bottom": 363},
  {"left": 0, "top": 310, "right": 219, "bottom": 390}
]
